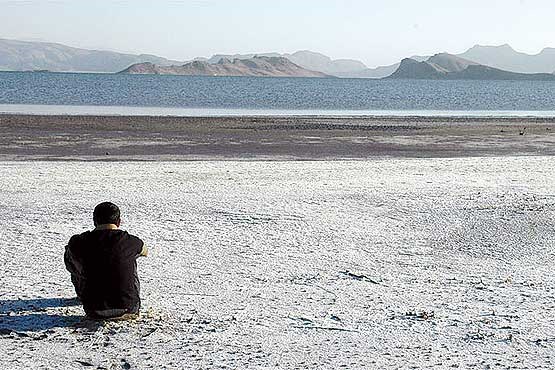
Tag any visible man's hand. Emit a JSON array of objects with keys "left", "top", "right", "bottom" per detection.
[{"left": 139, "top": 244, "right": 148, "bottom": 257}]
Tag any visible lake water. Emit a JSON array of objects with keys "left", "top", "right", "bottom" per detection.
[{"left": 1, "top": 71, "right": 555, "bottom": 116}]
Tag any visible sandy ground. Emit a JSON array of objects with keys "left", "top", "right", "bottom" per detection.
[
  {"left": 1, "top": 158, "right": 554, "bottom": 369},
  {"left": 1, "top": 114, "right": 555, "bottom": 160}
]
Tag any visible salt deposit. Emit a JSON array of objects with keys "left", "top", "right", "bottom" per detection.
[{"left": 0, "top": 158, "right": 554, "bottom": 369}]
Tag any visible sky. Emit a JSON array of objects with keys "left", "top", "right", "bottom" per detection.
[{"left": 1, "top": 0, "right": 554, "bottom": 67}]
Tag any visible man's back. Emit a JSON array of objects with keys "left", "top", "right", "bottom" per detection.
[{"left": 65, "top": 226, "right": 145, "bottom": 318}]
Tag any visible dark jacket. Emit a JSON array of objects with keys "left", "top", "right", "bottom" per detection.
[{"left": 64, "top": 227, "right": 145, "bottom": 318}]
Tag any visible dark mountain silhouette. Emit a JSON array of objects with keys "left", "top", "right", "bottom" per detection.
[{"left": 388, "top": 53, "right": 555, "bottom": 80}]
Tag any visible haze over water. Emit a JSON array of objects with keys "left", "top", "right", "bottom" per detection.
[{"left": 1, "top": 72, "right": 555, "bottom": 116}]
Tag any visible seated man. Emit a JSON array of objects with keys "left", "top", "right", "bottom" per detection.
[{"left": 64, "top": 202, "right": 147, "bottom": 320}]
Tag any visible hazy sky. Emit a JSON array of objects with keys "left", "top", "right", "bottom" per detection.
[{"left": 1, "top": 0, "right": 554, "bottom": 67}]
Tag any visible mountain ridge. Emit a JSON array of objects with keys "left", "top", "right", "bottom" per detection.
[
  {"left": 1, "top": 37, "right": 555, "bottom": 79},
  {"left": 458, "top": 44, "right": 555, "bottom": 73},
  {"left": 205, "top": 50, "right": 367, "bottom": 75},
  {"left": 388, "top": 53, "right": 555, "bottom": 80},
  {"left": 0, "top": 38, "right": 181, "bottom": 73},
  {"left": 119, "top": 56, "right": 330, "bottom": 78}
]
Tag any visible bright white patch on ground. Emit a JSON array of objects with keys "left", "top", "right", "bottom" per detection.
[{"left": 0, "top": 158, "right": 554, "bottom": 369}]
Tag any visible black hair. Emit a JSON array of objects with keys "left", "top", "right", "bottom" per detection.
[{"left": 93, "top": 202, "right": 121, "bottom": 226}]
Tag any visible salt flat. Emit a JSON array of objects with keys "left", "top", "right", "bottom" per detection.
[{"left": 0, "top": 158, "right": 554, "bottom": 369}]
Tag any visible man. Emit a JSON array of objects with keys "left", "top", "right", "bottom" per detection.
[{"left": 64, "top": 202, "right": 147, "bottom": 320}]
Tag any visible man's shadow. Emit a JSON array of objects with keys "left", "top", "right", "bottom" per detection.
[{"left": 0, "top": 297, "right": 99, "bottom": 333}]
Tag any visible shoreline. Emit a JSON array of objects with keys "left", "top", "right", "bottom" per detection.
[
  {"left": 2, "top": 104, "right": 555, "bottom": 118},
  {"left": 1, "top": 114, "right": 554, "bottom": 161}
]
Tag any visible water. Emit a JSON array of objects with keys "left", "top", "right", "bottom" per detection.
[{"left": 1, "top": 71, "right": 555, "bottom": 116}]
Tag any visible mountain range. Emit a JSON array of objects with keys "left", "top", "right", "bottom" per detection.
[
  {"left": 0, "top": 38, "right": 180, "bottom": 73},
  {"left": 197, "top": 51, "right": 425, "bottom": 78},
  {"left": 388, "top": 53, "right": 555, "bottom": 80},
  {"left": 341, "top": 45, "right": 555, "bottom": 78},
  {"left": 1, "top": 38, "right": 555, "bottom": 79},
  {"left": 119, "top": 57, "right": 329, "bottom": 78},
  {"left": 459, "top": 44, "right": 555, "bottom": 74},
  {"left": 200, "top": 51, "right": 366, "bottom": 76}
]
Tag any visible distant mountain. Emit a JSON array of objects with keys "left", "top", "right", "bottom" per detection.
[
  {"left": 361, "top": 44, "right": 555, "bottom": 78},
  {"left": 389, "top": 58, "right": 446, "bottom": 80},
  {"left": 336, "top": 55, "right": 429, "bottom": 79},
  {"left": 286, "top": 51, "right": 367, "bottom": 75},
  {"left": 205, "top": 50, "right": 366, "bottom": 75},
  {"left": 119, "top": 56, "right": 330, "bottom": 78},
  {"left": 206, "top": 53, "right": 281, "bottom": 64},
  {"left": 0, "top": 38, "right": 370, "bottom": 76},
  {"left": 335, "top": 64, "right": 398, "bottom": 79},
  {"left": 458, "top": 44, "right": 555, "bottom": 74},
  {"left": 333, "top": 44, "right": 555, "bottom": 78},
  {"left": 2, "top": 37, "right": 555, "bottom": 79},
  {"left": 0, "top": 38, "right": 181, "bottom": 72},
  {"left": 388, "top": 53, "right": 555, "bottom": 80},
  {"left": 427, "top": 53, "right": 479, "bottom": 72}
]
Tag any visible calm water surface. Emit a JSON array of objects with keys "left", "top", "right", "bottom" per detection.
[{"left": 1, "top": 71, "right": 554, "bottom": 115}]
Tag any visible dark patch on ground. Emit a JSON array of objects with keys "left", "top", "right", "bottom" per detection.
[{"left": 1, "top": 114, "right": 554, "bottom": 160}]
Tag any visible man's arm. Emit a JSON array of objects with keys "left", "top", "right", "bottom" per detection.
[
  {"left": 131, "top": 235, "right": 148, "bottom": 258},
  {"left": 64, "top": 245, "right": 77, "bottom": 274},
  {"left": 64, "top": 238, "right": 82, "bottom": 275},
  {"left": 64, "top": 238, "right": 86, "bottom": 299}
]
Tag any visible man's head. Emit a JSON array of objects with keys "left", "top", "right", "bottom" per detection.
[{"left": 93, "top": 202, "right": 121, "bottom": 227}]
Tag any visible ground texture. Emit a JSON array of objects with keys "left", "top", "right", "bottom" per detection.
[
  {"left": 0, "top": 158, "right": 554, "bottom": 369},
  {"left": 1, "top": 115, "right": 554, "bottom": 160}
]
